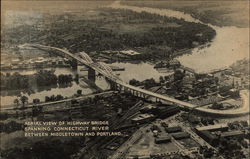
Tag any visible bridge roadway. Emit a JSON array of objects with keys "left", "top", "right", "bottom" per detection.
[
  {"left": 23, "top": 44, "right": 249, "bottom": 116},
  {"left": 24, "top": 44, "right": 197, "bottom": 109},
  {"left": 25, "top": 44, "right": 119, "bottom": 81}
]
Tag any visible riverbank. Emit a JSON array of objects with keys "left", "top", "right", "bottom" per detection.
[
  {"left": 122, "top": 0, "right": 249, "bottom": 28},
  {"left": 0, "top": 67, "right": 96, "bottom": 106},
  {"left": 112, "top": 1, "right": 249, "bottom": 73},
  {"left": 2, "top": 3, "right": 216, "bottom": 61},
  {"left": 0, "top": 91, "right": 114, "bottom": 111}
]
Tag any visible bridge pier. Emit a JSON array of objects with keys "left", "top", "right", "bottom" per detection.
[
  {"left": 124, "top": 87, "right": 129, "bottom": 93},
  {"left": 26, "top": 44, "right": 199, "bottom": 112},
  {"left": 135, "top": 91, "right": 139, "bottom": 97},
  {"left": 88, "top": 67, "right": 96, "bottom": 82},
  {"left": 109, "top": 81, "right": 116, "bottom": 90},
  {"left": 70, "top": 59, "right": 78, "bottom": 70},
  {"left": 131, "top": 89, "right": 134, "bottom": 95},
  {"left": 138, "top": 92, "right": 142, "bottom": 98},
  {"left": 117, "top": 84, "right": 122, "bottom": 91},
  {"left": 156, "top": 97, "right": 161, "bottom": 103}
]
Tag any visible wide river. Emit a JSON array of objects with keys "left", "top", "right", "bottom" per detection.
[
  {"left": 1, "top": 2, "right": 249, "bottom": 106},
  {"left": 111, "top": 1, "right": 249, "bottom": 73}
]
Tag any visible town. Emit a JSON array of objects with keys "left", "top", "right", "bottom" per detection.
[{"left": 0, "top": 1, "right": 249, "bottom": 159}]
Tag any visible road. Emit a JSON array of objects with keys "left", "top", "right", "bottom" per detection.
[
  {"left": 195, "top": 90, "right": 249, "bottom": 117},
  {"left": 23, "top": 44, "right": 250, "bottom": 117},
  {"left": 25, "top": 44, "right": 198, "bottom": 109},
  {"left": 1, "top": 91, "right": 115, "bottom": 112}
]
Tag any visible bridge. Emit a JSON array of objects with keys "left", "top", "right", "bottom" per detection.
[{"left": 21, "top": 44, "right": 249, "bottom": 116}]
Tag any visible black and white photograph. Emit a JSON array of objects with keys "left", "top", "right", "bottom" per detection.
[{"left": 0, "top": 0, "right": 249, "bottom": 159}]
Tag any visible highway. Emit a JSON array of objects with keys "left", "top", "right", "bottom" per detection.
[
  {"left": 22, "top": 44, "right": 249, "bottom": 117},
  {"left": 194, "top": 90, "right": 249, "bottom": 117},
  {"left": 23, "top": 44, "right": 198, "bottom": 109},
  {"left": 25, "top": 44, "right": 120, "bottom": 81}
]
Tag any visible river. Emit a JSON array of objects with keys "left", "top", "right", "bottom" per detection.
[
  {"left": 1, "top": 1, "right": 249, "bottom": 106},
  {"left": 110, "top": 1, "right": 249, "bottom": 73},
  {"left": 109, "top": 62, "right": 172, "bottom": 83},
  {"left": 0, "top": 68, "right": 93, "bottom": 106},
  {"left": 0, "top": 63, "right": 168, "bottom": 106}
]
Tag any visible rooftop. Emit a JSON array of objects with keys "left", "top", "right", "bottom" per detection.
[
  {"left": 120, "top": 50, "right": 141, "bottom": 56},
  {"left": 131, "top": 113, "right": 155, "bottom": 121},
  {"left": 172, "top": 132, "right": 190, "bottom": 139},
  {"left": 196, "top": 123, "right": 228, "bottom": 132},
  {"left": 221, "top": 130, "right": 245, "bottom": 138},
  {"left": 165, "top": 126, "right": 182, "bottom": 133}
]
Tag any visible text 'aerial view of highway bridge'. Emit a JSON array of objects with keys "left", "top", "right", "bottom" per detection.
[{"left": 1, "top": 1, "right": 249, "bottom": 159}]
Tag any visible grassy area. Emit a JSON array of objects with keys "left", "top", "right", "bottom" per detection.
[{"left": 122, "top": 0, "right": 249, "bottom": 27}]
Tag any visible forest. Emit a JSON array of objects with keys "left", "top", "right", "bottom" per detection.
[
  {"left": 2, "top": 8, "right": 216, "bottom": 59},
  {"left": 0, "top": 71, "right": 74, "bottom": 90}
]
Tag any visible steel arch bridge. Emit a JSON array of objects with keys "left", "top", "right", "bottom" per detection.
[
  {"left": 21, "top": 43, "right": 250, "bottom": 117},
  {"left": 79, "top": 51, "right": 93, "bottom": 64},
  {"left": 98, "top": 62, "right": 113, "bottom": 74}
]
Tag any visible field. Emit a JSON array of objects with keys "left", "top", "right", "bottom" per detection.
[{"left": 122, "top": 0, "right": 249, "bottom": 27}]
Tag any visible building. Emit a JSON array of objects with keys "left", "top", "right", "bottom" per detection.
[
  {"left": 195, "top": 123, "right": 229, "bottom": 132},
  {"left": 182, "top": 76, "right": 195, "bottom": 90},
  {"left": 120, "top": 50, "right": 141, "bottom": 56},
  {"left": 155, "top": 135, "right": 171, "bottom": 144},
  {"left": 220, "top": 75, "right": 242, "bottom": 87},
  {"left": 119, "top": 50, "right": 141, "bottom": 59},
  {"left": 165, "top": 126, "right": 182, "bottom": 133},
  {"left": 131, "top": 113, "right": 155, "bottom": 124},
  {"left": 221, "top": 130, "right": 245, "bottom": 138},
  {"left": 158, "top": 106, "right": 180, "bottom": 119},
  {"left": 195, "top": 130, "right": 219, "bottom": 146},
  {"left": 172, "top": 132, "right": 190, "bottom": 140},
  {"left": 11, "top": 59, "right": 20, "bottom": 65},
  {"left": 210, "top": 68, "right": 227, "bottom": 79},
  {"left": 140, "top": 104, "right": 158, "bottom": 113},
  {"left": 168, "top": 59, "right": 181, "bottom": 68}
]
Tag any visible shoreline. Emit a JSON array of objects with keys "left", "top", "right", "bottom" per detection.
[{"left": 121, "top": 0, "right": 249, "bottom": 28}]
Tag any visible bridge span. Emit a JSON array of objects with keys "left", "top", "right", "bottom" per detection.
[{"left": 22, "top": 44, "right": 249, "bottom": 116}]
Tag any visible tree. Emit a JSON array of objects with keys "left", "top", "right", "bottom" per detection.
[
  {"left": 55, "top": 94, "right": 64, "bottom": 101},
  {"left": 13, "top": 98, "right": 19, "bottom": 109},
  {"left": 129, "top": 79, "right": 140, "bottom": 86},
  {"left": 77, "top": 89, "right": 82, "bottom": 95},
  {"left": 20, "top": 96, "right": 28, "bottom": 108},
  {"left": 173, "top": 69, "right": 185, "bottom": 92},
  {"left": 75, "top": 74, "right": 79, "bottom": 83},
  {"left": 144, "top": 78, "right": 157, "bottom": 89},
  {"left": 211, "top": 102, "right": 223, "bottom": 110},
  {"left": 33, "top": 98, "right": 40, "bottom": 105},
  {"left": 45, "top": 96, "right": 50, "bottom": 102},
  {"left": 159, "top": 76, "right": 165, "bottom": 84},
  {"left": 174, "top": 69, "right": 185, "bottom": 81}
]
